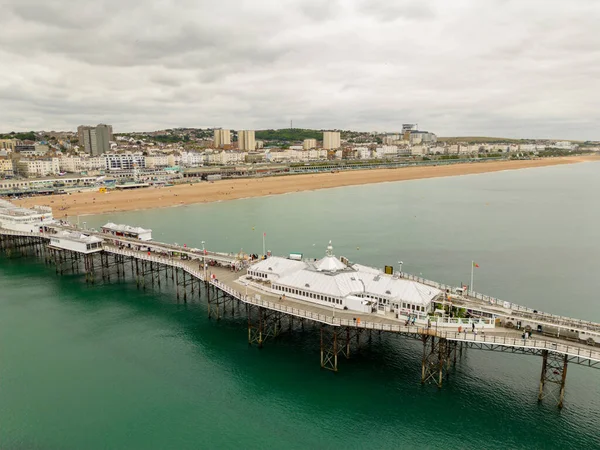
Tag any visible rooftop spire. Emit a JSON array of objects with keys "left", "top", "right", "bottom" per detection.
[{"left": 326, "top": 240, "right": 333, "bottom": 257}]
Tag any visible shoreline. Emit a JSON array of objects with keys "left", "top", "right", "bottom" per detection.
[{"left": 12, "top": 156, "right": 597, "bottom": 218}]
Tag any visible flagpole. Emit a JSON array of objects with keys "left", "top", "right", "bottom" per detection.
[
  {"left": 263, "top": 232, "right": 266, "bottom": 257},
  {"left": 470, "top": 261, "right": 474, "bottom": 294}
]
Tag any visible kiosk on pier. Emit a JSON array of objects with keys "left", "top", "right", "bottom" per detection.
[
  {"left": 49, "top": 231, "right": 103, "bottom": 254},
  {"left": 101, "top": 223, "right": 152, "bottom": 241}
]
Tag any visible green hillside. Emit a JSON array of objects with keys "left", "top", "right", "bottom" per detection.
[
  {"left": 0, "top": 131, "right": 37, "bottom": 141},
  {"left": 255, "top": 129, "right": 322, "bottom": 141}
]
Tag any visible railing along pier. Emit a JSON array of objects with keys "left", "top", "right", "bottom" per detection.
[{"left": 1, "top": 227, "right": 599, "bottom": 409}]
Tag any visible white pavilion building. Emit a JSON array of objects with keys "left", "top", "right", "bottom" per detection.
[
  {"left": 0, "top": 199, "right": 54, "bottom": 233},
  {"left": 247, "top": 242, "right": 442, "bottom": 316}
]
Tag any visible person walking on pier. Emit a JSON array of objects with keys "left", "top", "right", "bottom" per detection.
[{"left": 472, "top": 322, "right": 475, "bottom": 332}]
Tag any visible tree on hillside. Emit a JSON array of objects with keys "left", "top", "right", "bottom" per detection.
[
  {"left": 255, "top": 129, "right": 322, "bottom": 141},
  {"left": 0, "top": 131, "right": 37, "bottom": 141}
]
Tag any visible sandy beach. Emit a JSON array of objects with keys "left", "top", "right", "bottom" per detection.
[{"left": 13, "top": 156, "right": 596, "bottom": 217}]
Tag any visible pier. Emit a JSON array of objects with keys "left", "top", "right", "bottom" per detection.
[{"left": 1, "top": 202, "right": 599, "bottom": 409}]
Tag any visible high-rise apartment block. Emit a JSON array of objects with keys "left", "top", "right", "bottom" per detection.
[
  {"left": 77, "top": 125, "right": 90, "bottom": 145},
  {"left": 78, "top": 124, "right": 111, "bottom": 156},
  {"left": 323, "top": 131, "right": 341, "bottom": 150},
  {"left": 303, "top": 139, "right": 317, "bottom": 150},
  {"left": 237, "top": 130, "right": 256, "bottom": 151},
  {"left": 90, "top": 126, "right": 111, "bottom": 156},
  {"left": 106, "top": 124, "right": 114, "bottom": 141},
  {"left": 213, "top": 129, "right": 231, "bottom": 148}
]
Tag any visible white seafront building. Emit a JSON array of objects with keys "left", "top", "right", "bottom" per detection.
[
  {"left": 0, "top": 199, "right": 55, "bottom": 232},
  {"left": 49, "top": 231, "right": 103, "bottom": 254},
  {"left": 247, "top": 242, "right": 442, "bottom": 317}
]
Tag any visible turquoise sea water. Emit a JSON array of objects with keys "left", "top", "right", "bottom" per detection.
[{"left": 1, "top": 161, "right": 599, "bottom": 449}]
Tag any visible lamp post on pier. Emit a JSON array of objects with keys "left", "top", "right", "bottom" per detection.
[
  {"left": 398, "top": 260, "right": 404, "bottom": 277},
  {"left": 357, "top": 278, "right": 367, "bottom": 312},
  {"left": 358, "top": 278, "right": 366, "bottom": 294},
  {"left": 201, "top": 240, "right": 207, "bottom": 282}
]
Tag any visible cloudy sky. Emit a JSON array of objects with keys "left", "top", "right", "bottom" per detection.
[{"left": 1, "top": 0, "right": 599, "bottom": 139}]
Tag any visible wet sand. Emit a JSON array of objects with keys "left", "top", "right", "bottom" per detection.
[{"left": 13, "top": 156, "right": 597, "bottom": 217}]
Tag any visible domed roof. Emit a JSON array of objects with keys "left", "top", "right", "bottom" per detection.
[{"left": 314, "top": 241, "right": 348, "bottom": 272}]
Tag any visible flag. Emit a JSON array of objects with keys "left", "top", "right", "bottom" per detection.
[
  {"left": 263, "top": 232, "right": 266, "bottom": 237},
  {"left": 473, "top": 262, "right": 479, "bottom": 268}
]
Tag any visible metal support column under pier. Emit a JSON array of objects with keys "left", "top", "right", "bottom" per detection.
[
  {"left": 320, "top": 325, "right": 345, "bottom": 372},
  {"left": 247, "top": 305, "right": 282, "bottom": 348},
  {"left": 421, "top": 334, "right": 453, "bottom": 387},
  {"left": 538, "top": 350, "right": 569, "bottom": 408}
]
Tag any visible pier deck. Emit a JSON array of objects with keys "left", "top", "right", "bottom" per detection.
[
  {"left": 1, "top": 226, "right": 599, "bottom": 408},
  {"left": 103, "top": 245, "right": 600, "bottom": 363}
]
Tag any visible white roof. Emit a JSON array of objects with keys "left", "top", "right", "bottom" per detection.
[
  {"left": 352, "top": 264, "right": 381, "bottom": 275},
  {"left": 102, "top": 222, "right": 151, "bottom": 234},
  {"left": 275, "top": 266, "right": 441, "bottom": 306},
  {"left": 313, "top": 241, "right": 348, "bottom": 272},
  {"left": 250, "top": 256, "right": 307, "bottom": 276},
  {"left": 0, "top": 200, "right": 54, "bottom": 219},
  {"left": 262, "top": 241, "right": 441, "bottom": 306},
  {"left": 361, "top": 272, "right": 440, "bottom": 305},
  {"left": 314, "top": 255, "right": 347, "bottom": 272},
  {"left": 276, "top": 270, "right": 358, "bottom": 298},
  {"left": 55, "top": 231, "right": 103, "bottom": 244}
]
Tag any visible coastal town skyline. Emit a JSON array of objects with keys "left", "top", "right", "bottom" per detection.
[{"left": 0, "top": 125, "right": 597, "bottom": 143}]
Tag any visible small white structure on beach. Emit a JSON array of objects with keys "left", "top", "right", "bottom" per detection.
[
  {"left": 0, "top": 199, "right": 55, "bottom": 233},
  {"left": 247, "top": 242, "right": 442, "bottom": 315},
  {"left": 101, "top": 222, "right": 152, "bottom": 241},
  {"left": 49, "top": 231, "right": 103, "bottom": 253}
]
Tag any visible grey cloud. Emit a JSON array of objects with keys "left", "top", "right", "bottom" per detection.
[
  {"left": 149, "top": 76, "right": 183, "bottom": 88},
  {"left": 358, "top": 0, "right": 435, "bottom": 22},
  {"left": 12, "top": 4, "right": 87, "bottom": 30},
  {"left": 298, "top": 0, "right": 340, "bottom": 21},
  {"left": 1, "top": 23, "right": 248, "bottom": 68}
]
